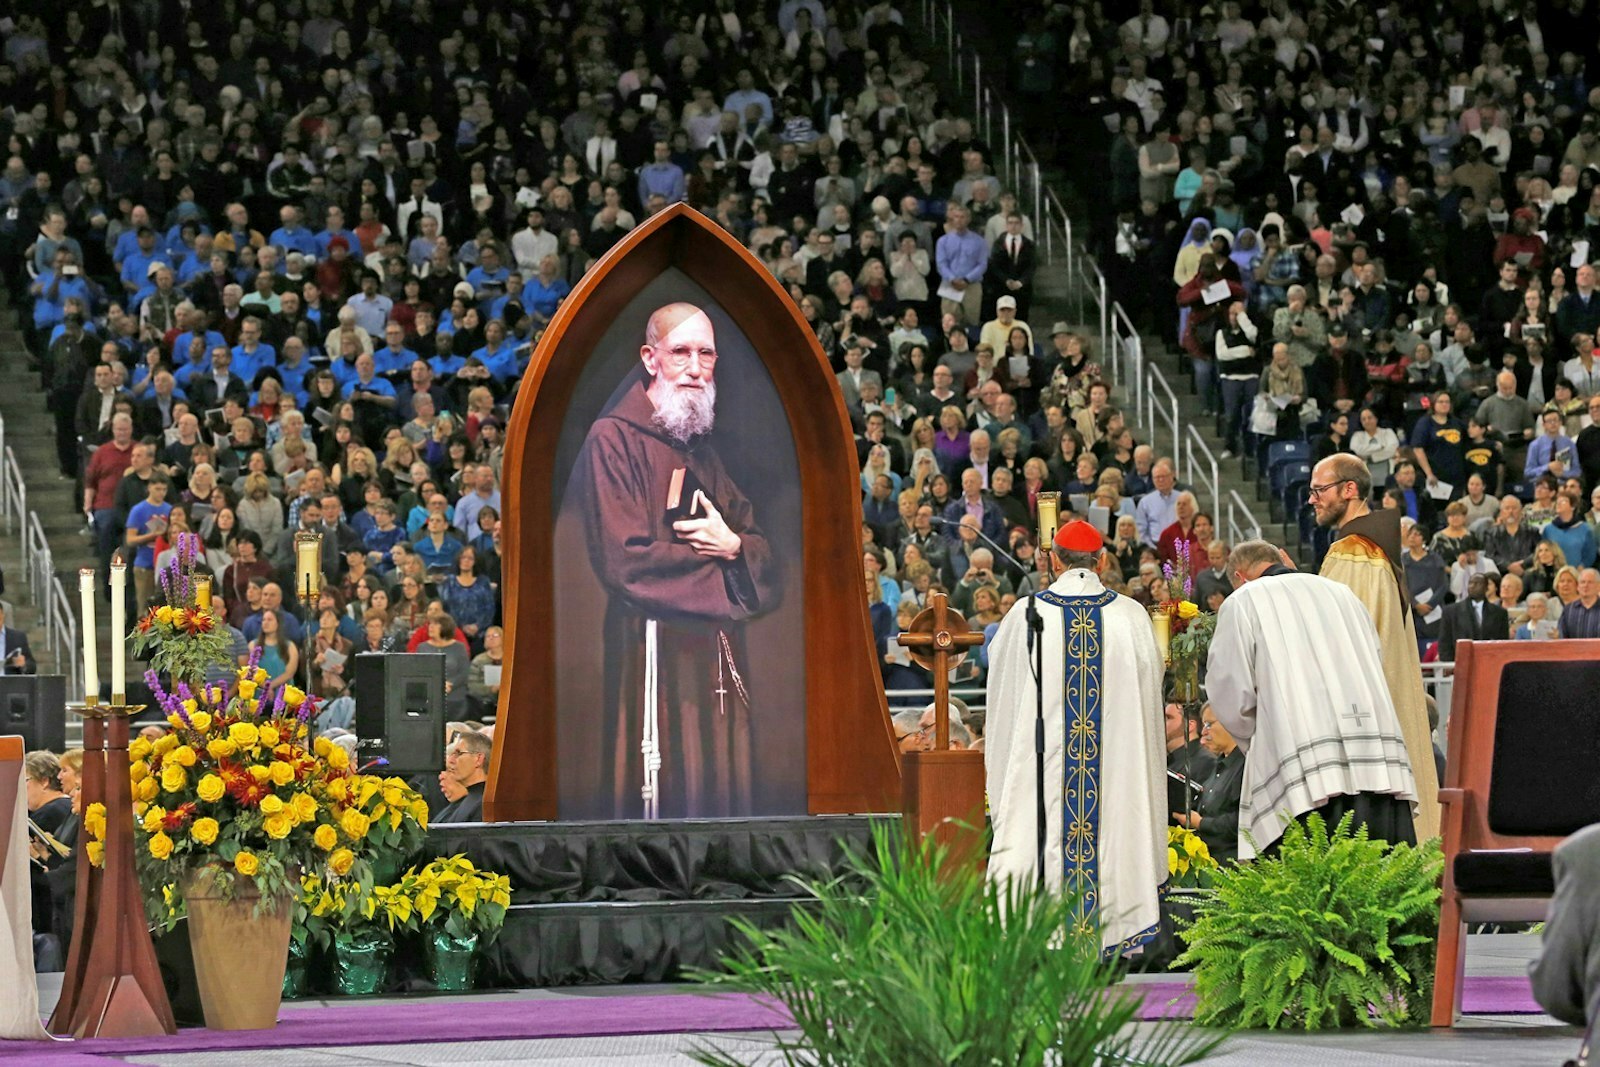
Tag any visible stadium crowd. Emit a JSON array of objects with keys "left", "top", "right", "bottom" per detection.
[
  {"left": 0, "top": 0, "right": 1221, "bottom": 730},
  {"left": 992, "top": 0, "right": 1600, "bottom": 647}
]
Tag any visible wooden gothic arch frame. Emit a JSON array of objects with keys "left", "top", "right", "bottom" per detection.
[{"left": 486, "top": 203, "right": 900, "bottom": 821}]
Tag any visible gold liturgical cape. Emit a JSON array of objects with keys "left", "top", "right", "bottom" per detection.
[{"left": 1319, "top": 508, "right": 1440, "bottom": 840}]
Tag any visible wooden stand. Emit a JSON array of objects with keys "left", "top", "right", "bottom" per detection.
[
  {"left": 897, "top": 595, "right": 987, "bottom": 861},
  {"left": 49, "top": 703, "right": 175, "bottom": 1038}
]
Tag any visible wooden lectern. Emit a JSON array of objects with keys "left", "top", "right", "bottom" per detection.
[
  {"left": 49, "top": 704, "right": 174, "bottom": 1038},
  {"left": 897, "top": 594, "right": 986, "bottom": 856}
]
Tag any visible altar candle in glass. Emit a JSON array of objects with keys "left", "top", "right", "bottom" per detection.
[
  {"left": 79, "top": 569, "right": 99, "bottom": 703},
  {"left": 109, "top": 559, "right": 127, "bottom": 700}
]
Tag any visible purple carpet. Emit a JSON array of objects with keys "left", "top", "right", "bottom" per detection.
[
  {"left": 0, "top": 976, "right": 1545, "bottom": 1059},
  {"left": 0, "top": 994, "right": 790, "bottom": 1060}
]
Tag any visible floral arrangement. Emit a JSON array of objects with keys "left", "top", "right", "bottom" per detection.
[
  {"left": 121, "top": 652, "right": 329, "bottom": 925},
  {"left": 1166, "top": 825, "right": 1220, "bottom": 889},
  {"left": 1157, "top": 537, "right": 1216, "bottom": 700},
  {"left": 127, "top": 533, "right": 232, "bottom": 683},
  {"left": 120, "top": 657, "right": 438, "bottom": 930},
  {"left": 116, "top": 556, "right": 515, "bottom": 996},
  {"left": 332, "top": 773, "right": 432, "bottom": 876}
]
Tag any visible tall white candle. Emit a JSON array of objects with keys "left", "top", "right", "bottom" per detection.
[
  {"left": 109, "top": 560, "right": 127, "bottom": 700},
  {"left": 78, "top": 569, "right": 99, "bottom": 703}
]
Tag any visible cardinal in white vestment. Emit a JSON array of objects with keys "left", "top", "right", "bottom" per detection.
[
  {"left": 1205, "top": 540, "right": 1418, "bottom": 860},
  {"left": 985, "top": 520, "right": 1168, "bottom": 958}
]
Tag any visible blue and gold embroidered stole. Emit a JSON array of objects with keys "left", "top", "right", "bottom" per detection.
[{"left": 1037, "top": 587, "right": 1114, "bottom": 943}]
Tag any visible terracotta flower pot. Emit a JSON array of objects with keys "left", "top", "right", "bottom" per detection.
[{"left": 182, "top": 870, "right": 293, "bottom": 1030}]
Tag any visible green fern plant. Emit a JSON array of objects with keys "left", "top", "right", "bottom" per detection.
[
  {"left": 1174, "top": 812, "right": 1443, "bottom": 1030},
  {"left": 690, "top": 824, "right": 1226, "bottom": 1066}
]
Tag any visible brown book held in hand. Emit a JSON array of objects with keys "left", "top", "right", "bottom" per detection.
[{"left": 665, "top": 466, "right": 706, "bottom": 525}]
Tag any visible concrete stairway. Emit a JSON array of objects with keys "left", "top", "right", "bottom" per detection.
[{"left": 0, "top": 296, "right": 106, "bottom": 703}]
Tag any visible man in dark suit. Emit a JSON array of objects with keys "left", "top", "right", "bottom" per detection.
[
  {"left": 74, "top": 363, "right": 123, "bottom": 448},
  {"left": 434, "top": 729, "right": 490, "bottom": 823},
  {"left": 186, "top": 345, "right": 249, "bottom": 411},
  {"left": 854, "top": 412, "right": 906, "bottom": 471},
  {"left": 803, "top": 230, "right": 846, "bottom": 301},
  {"left": 134, "top": 370, "right": 186, "bottom": 438},
  {"left": 942, "top": 468, "right": 1005, "bottom": 545},
  {"left": 1436, "top": 573, "right": 1510, "bottom": 660},
  {"left": 0, "top": 605, "right": 37, "bottom": 674},
  {"left": 984, "top": 213, "right": 1036, "bottom": 321}
]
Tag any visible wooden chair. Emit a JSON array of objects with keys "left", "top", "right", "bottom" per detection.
[{"left": 1431, "top": 638, "right": 1600, "bottom": 1027}]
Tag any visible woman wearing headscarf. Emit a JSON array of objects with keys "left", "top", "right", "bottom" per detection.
[{"left": 1229, "top": 227, "right": 1262, "bottom": 304}]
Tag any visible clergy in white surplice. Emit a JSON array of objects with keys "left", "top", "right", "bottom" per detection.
[
  {"left": 1206, "top": 540, "right": 1419, "bottom": 861},
  {"left": 984, "top": 520, "right": 1168, "bottom": 959}
]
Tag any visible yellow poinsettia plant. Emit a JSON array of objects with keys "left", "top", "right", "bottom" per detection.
[
  {"left": 410, "top": 854, "right": 512, "bottom": 941},
  {"left": 1167, "top": 824, "right": 1220, "bottom": 889}
]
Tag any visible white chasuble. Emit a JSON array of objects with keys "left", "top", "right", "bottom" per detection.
[
  {"left": 1206, "top": 571, "right": 1419, "bottom": 860},
  {"left": 0, "top": 762, "right": 49, "bottom": 1039},
  {"left": 984, "top": 569, "right": 1167, "bottom": 957}
]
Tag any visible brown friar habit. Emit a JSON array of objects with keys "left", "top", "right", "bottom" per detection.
[{"left": 575, "top": 378, "right": 778, "bottom": 818}]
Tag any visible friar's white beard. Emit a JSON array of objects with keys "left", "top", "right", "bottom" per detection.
[{"left": 651, "top": 380, "right": 717, "bottom": 444}]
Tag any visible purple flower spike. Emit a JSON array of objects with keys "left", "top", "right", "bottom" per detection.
[
  {"left": 272, "top": 686, "right": 286, "bottom": 715},
  {"left": 247, "top": 643, "right": 264, "bottom": 672},
  {"left": 172, "top": 682, "right": 196, "bottom": 727},
  {"left": 144, "top": 670, "right": 170, "bottom": 705}
]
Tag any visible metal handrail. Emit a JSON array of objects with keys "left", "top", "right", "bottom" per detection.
[
  {"left": 885, "top": 688, "right": 988, "bottom": 714},
  {"left": 0, "top": 420, "right": 81, "bottom": 701},
  {"left": 1419, "top": 661, "right": 1454, "bottom": 745},
  {"left": 1185, "top": 425, "right": 1221, "bottom": 519},
  {"left": 1225, "top": 489, "right": 1263, "bottom": 547},
  {"left": 1143, "top": 362, "right": 1181, "bottom": 469},
  {"left": 915, "top": 0, "right": 1263, "bottom": 542}
]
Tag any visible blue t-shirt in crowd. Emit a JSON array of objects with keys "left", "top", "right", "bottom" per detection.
[{"left": 125, "top": 500, "right": 172, "bottom": 568}]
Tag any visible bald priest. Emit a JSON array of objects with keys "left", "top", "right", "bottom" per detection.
[{"left": 984, "top": 520, "right": 1168, "bottom": 959}]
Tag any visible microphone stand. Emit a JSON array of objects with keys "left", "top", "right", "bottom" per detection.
[
  {"left": 1027, "top": 550, "right": 1053, "bottom": 891},
  {"left": 930, "top": 515, "right": 1028, "bottom": 579}
]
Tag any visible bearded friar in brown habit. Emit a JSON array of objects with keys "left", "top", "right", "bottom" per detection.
[{"left": 574, "top": 302, "right": 778, "bottom": 819}]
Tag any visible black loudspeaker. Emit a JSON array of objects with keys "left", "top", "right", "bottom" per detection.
[
  {"left": 352, "top": 653, "right": 444, "bottom": 775},
  {"left": 0, "top": 675, "right": 66, "bottom": 752}
]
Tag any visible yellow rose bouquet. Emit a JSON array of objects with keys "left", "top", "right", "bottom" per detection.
[
  {"left": 124, "top": 647, "right": 336, "bottom": 929},
  {"left": 306, "top": 760, "right": 431, "bottom": 884}
]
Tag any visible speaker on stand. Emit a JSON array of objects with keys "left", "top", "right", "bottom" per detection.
[
  {"left": 0, "top": 675, "right": 67, "bottom": 751},
  {"left": 352, "top": 652, "right": 445, "bottom": 776}
]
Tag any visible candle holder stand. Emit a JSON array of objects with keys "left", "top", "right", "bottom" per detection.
[{"left": 49, "top": 701, "right": 176, "bottom": 1038}]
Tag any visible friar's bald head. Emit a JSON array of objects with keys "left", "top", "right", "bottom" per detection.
[{"left": 640, "top": 302, "right": 719, "bottom": 444}]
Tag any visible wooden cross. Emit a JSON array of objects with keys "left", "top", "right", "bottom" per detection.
[{"left": 898, "top": 592, "right": 985, "bottom": 750}]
